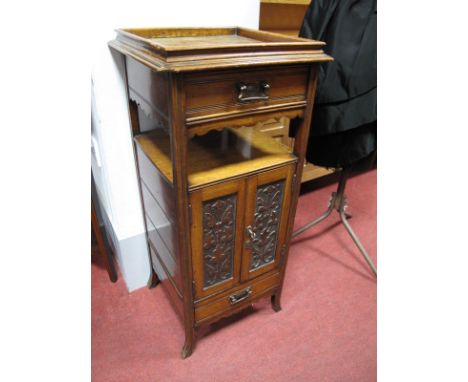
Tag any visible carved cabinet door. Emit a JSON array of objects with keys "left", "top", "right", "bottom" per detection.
[
  {"left": 240, "top": 165, "right": 295, "bottom": 282},
  {"left": 190, "top": 179, "right": 247, "bottom": 300}
]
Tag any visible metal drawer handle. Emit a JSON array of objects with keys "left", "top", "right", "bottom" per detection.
[
  {"left": 236, "top": 81, "right": 270, "bottom": 102},
  {"left": 229, "top": 287, "right": 252, "bottom": 305}
]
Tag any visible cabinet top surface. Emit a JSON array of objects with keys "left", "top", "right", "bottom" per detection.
[{"left": 109, "top": 27, "right": 332, "bottom": 72}]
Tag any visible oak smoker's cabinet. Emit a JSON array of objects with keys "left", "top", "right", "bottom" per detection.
[{"left": 109, "top": 27, "right": 332, "bottom": 358}]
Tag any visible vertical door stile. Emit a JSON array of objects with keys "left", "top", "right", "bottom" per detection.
[{"left": 241, "top": 174, "right": 258, "bottom": 282}]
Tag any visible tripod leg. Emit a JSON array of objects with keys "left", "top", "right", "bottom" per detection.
[
  {"left": 339, "top": 209, "right": 377, "bottom": 276},
  {"left": 292, "top": 200, "right": 335, "bottom": 237},
  {"left": 293, "top": 168, "right": 349, "bottom": 238}
]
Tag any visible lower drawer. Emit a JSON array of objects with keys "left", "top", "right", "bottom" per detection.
[{"left": 194, "top": 272, "right": 280, "bottom": 324}]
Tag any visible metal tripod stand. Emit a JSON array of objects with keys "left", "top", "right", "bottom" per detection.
[{"left": 293, "top": 167, "right": 377, "bottom": 276}]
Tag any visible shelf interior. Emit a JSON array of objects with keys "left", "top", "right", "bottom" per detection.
[{"left": 134, "top": 127, "right": 296, "bottom": 189}]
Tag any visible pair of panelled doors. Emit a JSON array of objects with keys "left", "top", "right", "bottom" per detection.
[{"left": 190, "top": 164, "right": 296, "bottom": 300}]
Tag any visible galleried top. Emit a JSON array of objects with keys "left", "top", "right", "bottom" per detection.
[{"left": 109, "top": 27, "right": 332, "bottom": 72}]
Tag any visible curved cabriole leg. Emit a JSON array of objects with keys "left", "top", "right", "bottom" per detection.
[
  {"left": 181, "top": 326, "right": 196, "bottom": 359},
  {"left": 271, "top": 292, "right": 282, "bottom": 312}
]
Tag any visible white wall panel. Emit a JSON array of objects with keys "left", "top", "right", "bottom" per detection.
[{"left": 91, "top": 0, "right": 260, "bottom": 291}]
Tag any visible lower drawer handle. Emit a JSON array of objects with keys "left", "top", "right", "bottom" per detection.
[{"left": 229, "top": 287, "right": 252, "bottom": 305}]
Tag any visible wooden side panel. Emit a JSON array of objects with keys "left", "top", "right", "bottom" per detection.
[
  {"left": 148, "top": 245, "right": 184, "bottom": 318},
  {"left": 142, "top": 185, "right": 183, "bottom": 294},
  {"left": 135, "top": 144, "right": 176, "bottom": 221},
  {"left": 135, "top": 142, "right": 184, "bottom": 297},
  {"left": 241, "top": 164, "right": 295, "bottom": 282},
  {"left": 126, "top": 57, "right": 171, "bottom": 131}
]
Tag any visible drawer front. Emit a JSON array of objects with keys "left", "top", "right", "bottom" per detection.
[
  {"left": 194, "top": 272, "right": 280, "bottom": 324},
  {"left": 184, "top": 65, "right": 309, "bottom": 123}
]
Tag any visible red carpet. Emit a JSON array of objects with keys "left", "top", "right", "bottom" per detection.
[{"left": 92, "top": 170, "right": 376, "bottom": 382}]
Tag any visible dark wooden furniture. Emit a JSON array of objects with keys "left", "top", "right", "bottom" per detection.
[{"left": 109, "top": 27, "right": 331, "bottom": 358}]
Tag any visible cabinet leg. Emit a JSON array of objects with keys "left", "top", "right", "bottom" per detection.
[
  {"left": 181, "top": 326, "right": 197, "bottom": 359},
  {"left": 147, "top": 268, "right": 160, "bottom": 289},
  {"left": 271, "top": 292, "right": 282, "bottom": 312}
]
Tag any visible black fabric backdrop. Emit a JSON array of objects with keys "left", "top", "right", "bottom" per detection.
[{"left": 299, "top": 0, "right": 377, "bottom": 168}]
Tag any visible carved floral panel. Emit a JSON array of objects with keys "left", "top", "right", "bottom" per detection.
[
  {"left": 250, "top": 181, "right": 284, "bottom": 271},
  {"left": 202, "top": 194, "right": 237, "bottom": 287}
]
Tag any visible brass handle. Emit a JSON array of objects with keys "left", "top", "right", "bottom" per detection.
[
  {"left": 236, "top": 81, "right": 270, "bottom": 102},
  {"left": 229, "top": 287, "right": 252, "bottom": 305}
]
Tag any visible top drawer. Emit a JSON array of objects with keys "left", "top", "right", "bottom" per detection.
[{"left": 184, "top": 65, "right": 309, "bottom": 124}]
